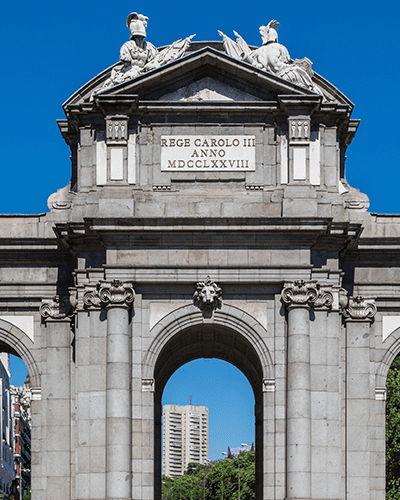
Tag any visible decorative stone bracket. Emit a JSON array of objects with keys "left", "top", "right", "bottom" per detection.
[
  {"left": 342, "top": 296, "right": 377, "bottom": 321},
  {"left": 281, "top": 280, "right": 333, "bottom": 309},
  {"left": 193, "top": 276, "right": 222, "bottom": 311}
]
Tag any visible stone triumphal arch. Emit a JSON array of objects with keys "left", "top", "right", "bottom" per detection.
[{"left": 1, "top": 11, "right": 400, "bottom": 500}]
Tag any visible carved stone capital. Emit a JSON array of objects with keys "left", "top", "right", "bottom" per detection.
[
  {"left": 40, "top": 294, "right": 75, "bottom": 320},
  {"left": 83, "top": 284, "right": 102, "bottom": 309},
  {"left": 193, "top": 276, "right": 222, "bottom": 311},
  {"left": 98, "top": 280, "right": 135, "bottom": 308},
  {"left": 281, "top": 280, "right": 319, "bottom": 309},
  {"left": 343, "top": 296, "right": 377, "bottom": 321},
  {"left": 375, "top": 387, "right": 387, "bottom": 401},
  {"left": 313, "top": 284, "right": 334, "bottom": 309},
  {"left": 142, "top": 379, "right": 155, "bottom": 393},
  {"left": 263, "top": 379, "right": 276, "bottom": 393}
]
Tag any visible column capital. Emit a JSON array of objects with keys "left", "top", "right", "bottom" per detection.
[
  {"left": 98, "top": 280, "right": 135, "bottom": 309},
  {"left": 343, "top": 295, "right": 376, "bottom": 321},
  {"left": 40, "top": 289, "right": 77, "bottom": 321},
  {"left": 281, "top": 280, "right": 332, "bottom": 310}
]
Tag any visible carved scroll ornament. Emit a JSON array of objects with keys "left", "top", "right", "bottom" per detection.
[
  {"left": 343, "top": 296, "right": 377, "bottom": 320},
  {"left": 83, "top": 285, "right": 102, "bottom": 309},
  {"left": 193, "top": 276, "right": 222, "bottom": 311},
  {"left": 40, "top": 294, "right": 75, "bottom": 320}
]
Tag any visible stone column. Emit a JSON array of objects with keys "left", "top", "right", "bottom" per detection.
[
  {"left": 343, "top": 296, "right": 376, "bottom": 500},
  {"left": 99, "top": 280, "right": 135, "bottom": 500},
  {"left": 281, "top": 280, "right": 330, "bottom": 500}
]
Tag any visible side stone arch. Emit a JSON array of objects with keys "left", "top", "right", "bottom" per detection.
[
  {"left": 0, "top": 318, "right": 40, "bottom": 389},
  {"left": 143, "top": 303, "right": 274, "bottom": 384},
  {"left": 376, "top": 327, "right": 400, "bottom": 389}
]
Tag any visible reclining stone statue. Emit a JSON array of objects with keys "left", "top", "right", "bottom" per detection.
[
  {"left": 100, "top": 12, "right": 194, "bottom": 91},
  {"left": 219, "top": 20, "right": 325, "bottom": 97}
]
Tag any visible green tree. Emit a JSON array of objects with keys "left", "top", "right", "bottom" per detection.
[
  {"left": 162, "top": 450, "right": 255, "bottom": 500},
  {"left": 387, "top": 354, "right": 400, "bottom": 499}
]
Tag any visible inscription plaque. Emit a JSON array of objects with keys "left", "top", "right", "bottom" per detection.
[{"left": 161, "top": 135, "right": 256, "bottom": 171}]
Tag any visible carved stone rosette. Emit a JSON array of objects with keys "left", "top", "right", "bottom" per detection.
[
  {"left": 342, "top": 296, "right": 377, "bottom": 321},
  {"left": 98, "top": 280, "right": 135, "bottom": 308},
  {"left": 193, "top": 276, "right": 222, "bottom": 311},
  {"left": 40, "top": 295, "right": 74, "bottom": 320},
  {"left": 281, "top": 280, "right": 319, "bottom": 308}
]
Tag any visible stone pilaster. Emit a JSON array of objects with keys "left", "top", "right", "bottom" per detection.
[
  {"left": 343, "top": 296, "right": 376, "bottom": 500},
  {"left": 281, "top": 280, "right": 332, "bottom": 500},
  {"left": 99, "top": 280, "right": 135, "bottom": 500},
  {"left": 40, "top": 299, "right": 74, "bottom": 500}
]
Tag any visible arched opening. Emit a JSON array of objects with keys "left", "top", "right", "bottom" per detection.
[
  {"left": 386, "top": 353, "right": 400, "bottom": 499},
  {"left": 161, "top": 358, "right": 256, "bottom": 499},
  {"left": 0, "top": 319, "right": 40, "bottom": 500},
  {"left": 153, "top": 321, "right": 266, "bottom": 500}
]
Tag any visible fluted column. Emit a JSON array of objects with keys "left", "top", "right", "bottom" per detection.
[
  {"left": 281, "top": 280, "right": 331, "bottom": 500},
  {"left": 99, "top": 280, "right": 135, "bottom": 500}
]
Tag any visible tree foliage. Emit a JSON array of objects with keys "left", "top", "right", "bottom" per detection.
[
  {"left": 387, "top": 355, "right": 400, "bottom": 499},
  {"left": 162, "top": 449, "right": 255, "bottom": 500}
]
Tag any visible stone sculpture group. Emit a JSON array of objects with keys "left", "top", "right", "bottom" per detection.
[{"left": 101, "top": 13, "right": 325, "bottom": 97}]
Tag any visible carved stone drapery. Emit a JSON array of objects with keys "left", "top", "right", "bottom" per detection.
[
  {"left": 193, "top": 276, "right": 222, "bottom": 311},
  {"left": 343, "top": 296, "right": 377, "bottom": 321},
  {"left": 98, "top": 280, "right": 135, "bottom": 308}
]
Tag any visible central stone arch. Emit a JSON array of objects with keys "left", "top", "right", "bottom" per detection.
[{"left": 143, "top": 304, "right": 274, "bottom": 500}]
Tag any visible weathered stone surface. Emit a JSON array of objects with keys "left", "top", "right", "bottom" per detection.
[{"left": 0, "top": 13, "right": 398, "bottom": 500}]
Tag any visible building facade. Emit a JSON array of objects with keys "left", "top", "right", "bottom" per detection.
[
  {"left": 0, "top": 354, "right": 15, "bottom": 498},
  {"left": 163, "top": 404, "right": 209, "bottom": 477},
  {"left": 0, "top": 12, "right": 400, "bottom": 500},
  {"left": 11, "top": 380, "right": 32, "bottom": 499}
]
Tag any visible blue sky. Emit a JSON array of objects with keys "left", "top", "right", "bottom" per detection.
[{"left": 3, "top": 0, "right": 400, "bottom": 460}]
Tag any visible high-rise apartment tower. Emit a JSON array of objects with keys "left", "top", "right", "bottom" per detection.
[{"left": 163, "top": 404, "right": 209, "bottom": 477}]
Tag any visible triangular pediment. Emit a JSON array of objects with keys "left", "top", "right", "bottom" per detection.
[{"left": 63, "top": 45, "right": 352, "bottom": 109}]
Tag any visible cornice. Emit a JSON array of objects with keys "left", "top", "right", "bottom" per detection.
[{"left": 51, "top": 217, "right": 362, "bottom": 254}]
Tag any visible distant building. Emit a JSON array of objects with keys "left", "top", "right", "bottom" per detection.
[
  {"left": 11, "top": 376, "right": 32, "bottom": 499},
  {"left": 163, "top": 404, "right": 209, "bottom": 477},
  {"left": 0, "top": 353, "right": 15, "bottom": 498}
]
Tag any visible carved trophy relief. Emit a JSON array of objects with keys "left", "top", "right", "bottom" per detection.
[{"left": 193, "top": 276, "right": 222, "bottom": 311}]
